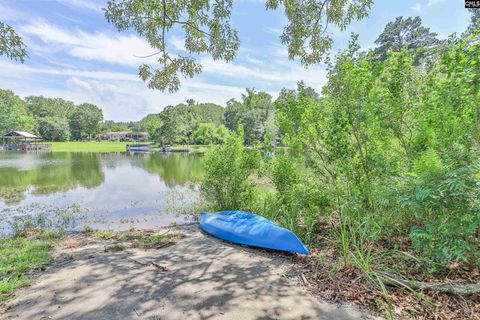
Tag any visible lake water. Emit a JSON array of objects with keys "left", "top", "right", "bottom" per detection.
[{"left": 0, "top": 152, "right": 204, "bottom": 235}]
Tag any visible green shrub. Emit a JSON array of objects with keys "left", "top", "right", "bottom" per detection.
[
  {"left": 406, "top": 165, "right": 480, "bottom": 264},
  {"left": 201, "top": 132, "right": 261, "bottom": 211}
]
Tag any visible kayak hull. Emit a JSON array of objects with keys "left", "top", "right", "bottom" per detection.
[{"left": 199, "top": 211, "right": 309, "bottom": 254}]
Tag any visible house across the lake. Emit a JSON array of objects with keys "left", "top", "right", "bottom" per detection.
[
  {"left": 99, "top": 131, "right": 149, "bottom": 142},
  {"left": 1, "top": 131, "right": 51, "bottom": 152}
]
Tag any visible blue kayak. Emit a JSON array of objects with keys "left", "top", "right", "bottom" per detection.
[{"left": 199, "top": 211, "right": 309, "bottom": 254}]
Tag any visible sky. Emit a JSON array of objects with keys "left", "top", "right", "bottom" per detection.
[{"left": 0, "top": 0, "right": 473, "bottom": 121}]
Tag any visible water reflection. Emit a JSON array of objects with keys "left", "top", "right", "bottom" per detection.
[
  {"left": 135, "top": 153, "right": 203, "bottom": 186},
  {"left": 0, "top": 153, "right": 105, "bottom": 205},
  {"left": 0, "top": 152, "right": 204, "bottom": 233}
]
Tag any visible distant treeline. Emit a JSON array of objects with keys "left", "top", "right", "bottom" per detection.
[
  {"left": 0, "top": 87, "right": 285, "bottom": 145},
  {"left": 135, "top": 90, "right": 279, "bottom": 146},
  {"left": 0, "top": 93, "right": 104, "bottom": 141}
]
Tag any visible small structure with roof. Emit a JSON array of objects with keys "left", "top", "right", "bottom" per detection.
[
  {"left": 1, "top": 131, "right": 51, "bottom": 152},
  {"left": 99, "top": 131, "right": 149, "bottom": 142}
]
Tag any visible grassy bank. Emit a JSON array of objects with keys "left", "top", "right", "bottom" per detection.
[
  {"left": 49, "top": 141, "right": 129, "bottom": 152},
  {"left": 0, "top": 230, "right": 63, "bottom": 302}
]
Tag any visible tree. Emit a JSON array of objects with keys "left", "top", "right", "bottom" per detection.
[
  {"left": 192, "top": 103, "right": 225, "bottom": 126},
  {"left": 36, "top": 117, "right": 70, "bottom": 141},
  {"left": 25, "top": 96, "right": 76, "bottom": 141},
  {"left": 104, "top": 0, "right": 373, "bottom": 92},
  {"left": 69, "top": 103, "right": 104, "bottom": 140},
  {"left": 153, "top": 102, "right": 224, "bottom": 145},
  {"left": 0, "top": 21, "right": 27, "bottom": 62},
  {"left": 193, "top": 123, "right": 217, "bottom": 145},
  {"left": 102, "top": 120, "right": 130, "bottom": 132},
  {"left": 373, "top": 16, "right": 440, "bottom": 65},
  {"left": 0, "top": 89, "right": 34, "bottom": 134},
  {"left": 468, "top": 9, "right": 480, "bottom": 34},
  {"left": 215, "top": 125, "right": 229, "bottom": 144},
  {"left": 157, "top": 104, "right": 191, "bottom": 144},
  {"left": 193, "top": 123, "right": 229, "bottom": 145},
  {"left": 224, "top": 89, "right": 276, "bottom": 145},
  {"left": 138, "top": 113, "right": 163, "bottom": 140},
  {"left": 25, "top": 96, "right": 75, "bottom": 120}
]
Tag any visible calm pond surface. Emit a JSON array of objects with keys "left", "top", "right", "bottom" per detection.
[{"left": 0, "top": 152, "right": 204, "bottom": 235}]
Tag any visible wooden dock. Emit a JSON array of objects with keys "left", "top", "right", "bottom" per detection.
[
  {"left": 126, "top": 144, "right": 151, "bottom": 152},
  {"left": 1, "top": 143, "right": 51, "bottom": 152}
]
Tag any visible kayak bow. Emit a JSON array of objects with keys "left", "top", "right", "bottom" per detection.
[{"left": 199, "top": 211, "right": 309, "bottom": 254}]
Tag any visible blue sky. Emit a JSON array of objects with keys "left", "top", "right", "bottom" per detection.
[{"left": 0, "top": 0, "right": 472, "bottom": 121}]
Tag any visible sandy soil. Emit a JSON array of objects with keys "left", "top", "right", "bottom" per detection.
[{"left": 1, "top": 225, "right": 375, "bottom": 320}]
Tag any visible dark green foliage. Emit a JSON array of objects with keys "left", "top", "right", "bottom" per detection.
[
  {"left": 155, "top": 102, "right": 225, "bottom": 145},
  {"left": 36, "top": 117, "right": 70, "bottom": 142},
  {"left": 0, "top": 89, "right": 34, "bottom": 134},
  {"left": 373, "top": 16, "right": 441, "bottom": 65},
  {"left": 25, "top": 96, "right": 75, "bottom": 120},
  {"left": 137, "top": 114, "right": 163, "bottom": 140},
  {"left": 69, "top": 103, "right": 104, "bottom": 140},
  {"left": 1, "top": 92, "right": 115, "bottom": 142},
  {"left": 224, "top": 89, "right": 277, "bottom": 145},
  {"left": 404, "top": 164, "right": 480, "bottom": 264},
  {"left": 25, "top": 96, "right": 75, "bottom": 141},
  {"left": 101, "top": 120, "right": 132, "bottom": 132},
  {"left": 268, "top": 154, "right": 329, "bottom": 243}
]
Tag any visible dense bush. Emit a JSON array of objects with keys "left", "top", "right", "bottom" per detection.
[
  {"left": 201, "top": 31, "right": 480, "bottom": 268},
  {"left": 201, "top": 131, "right": 261, "bottom": 210}
]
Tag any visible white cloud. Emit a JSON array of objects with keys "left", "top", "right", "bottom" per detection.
[
  {"left": 169, "top": 36, "right": 186, "bottom": 52},
  {"left": 20, "top": 20, "right": 158, "bottom": 67},
  {"left": 0, "top": 60, "right": 247, "bottom": 121},
  {"left": 411, "top": 3, "right": 422, "bottom": 12},
  {"left": 0, "top": 60, "right": 137, "bottom": 81},
  {"left": 263, "top": 26, "right": 283, "bottom": 36},
  {"left": 427, "top": 0, "right": 444, "bottom": 7},
  {"left": 0, "top": 0, "right": 28, "bottom": 21},
  {"left": 56, "top": 0, "right": 105, "bottom": 12},
  {"left": 19, "top": 20, "right": 327, "bottom": 91},
  {"left": 201, "top": 58, "right": 289, "bottom": 82},
  {"left": 200, "top": 51, "right": 327, "bottom": 90}
]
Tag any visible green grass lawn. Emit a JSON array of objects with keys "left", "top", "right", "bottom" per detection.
[
  {"left": 49, "top": 141, "right": 129, "bottom": 152},
  {"left": 0, "top": 230, "right": 62, "bottom": 301}
]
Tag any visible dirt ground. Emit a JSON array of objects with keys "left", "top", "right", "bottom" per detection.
[{"left": 0, "top": 224, "right": 376, "bottom": 320}]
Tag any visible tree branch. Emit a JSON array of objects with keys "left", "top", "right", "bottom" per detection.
[{"left": 381, "top": 273, "right": 480, "bottom": 295}]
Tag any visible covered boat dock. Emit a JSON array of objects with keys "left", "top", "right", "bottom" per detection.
[{"left": 1, "top": 131, "right": 51, "bottom": 152}]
